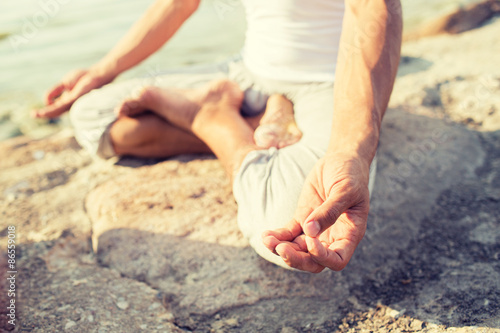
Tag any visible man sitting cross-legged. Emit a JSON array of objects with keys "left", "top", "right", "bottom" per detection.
[
  {"left": 34, "top": 0, "right": 403, "bottom": 272},
  {"left": 113, "top": 77, "right": 377, "bottom": 272},
  {"left": 115, "top": 83, "right": 302, "bottom": 157}
]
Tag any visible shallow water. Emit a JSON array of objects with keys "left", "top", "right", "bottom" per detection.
[{"left": 0, "top": 0, "right": 481, "bottom": 140}]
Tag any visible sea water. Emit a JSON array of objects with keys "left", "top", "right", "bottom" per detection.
[{"left": 0, "top": 0, "right": 482, "bottom": 140}]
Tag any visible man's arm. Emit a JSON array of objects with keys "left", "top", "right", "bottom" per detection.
[
  {"left": 262, "top": 0, "right": 402, "bottom": 272},
  {"left": 91, "top": 0, "right": 200, "bottom": 82},
  {"left": 35, "top": 0, "right": 200, "bottom": 118},
  {"left": 328, "top": 0, "right": 402, "bottom": 168}
]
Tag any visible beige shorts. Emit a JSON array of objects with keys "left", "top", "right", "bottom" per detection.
[{"left": 69, "top": 55, "right": 377, "bottom": 269}]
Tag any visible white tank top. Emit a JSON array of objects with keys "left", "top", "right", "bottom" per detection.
[{"left": 241, "top": 0, "right": 344, "bottom": 83}]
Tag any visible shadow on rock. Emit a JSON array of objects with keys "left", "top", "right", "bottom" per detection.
[{"left": 96, "top": 228, "right": 355, "bottom": 331}]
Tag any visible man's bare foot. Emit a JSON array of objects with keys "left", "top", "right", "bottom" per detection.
[
  {"left": 115, "top": 85, "right": 202, "bottom": 128},
  {"left": 130, "top": 79, "right": 248, "bottom": 178},
  {"left": 116, "top": 83, "right": 301, "bottom": 152},
  {"left": 253, "top": 95, "right": 303, "bottom": 149},
  {"left": 115, "top": 79, "right": 244, "bottom": 133}
]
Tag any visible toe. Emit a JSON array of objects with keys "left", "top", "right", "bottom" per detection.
[{"left": 254, "top": 124, "right": 280, "bottom": 148}]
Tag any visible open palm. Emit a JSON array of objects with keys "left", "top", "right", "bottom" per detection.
[{"left": 33, "top": 69, "right": 112, "bottom": 119}]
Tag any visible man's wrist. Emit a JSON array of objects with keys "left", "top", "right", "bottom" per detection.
[
  {"left": 321, "top": 150, "right": 372, "bottom": 190},
  {"left": 327, "top": 127, "right": 379, "bottom": 167},
  {"left": 89, "top": 62, "right": 118, "bottom": 85}
]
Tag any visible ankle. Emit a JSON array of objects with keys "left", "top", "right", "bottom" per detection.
[
  {"left": 191, "top": 103, "right": 217, "bottom": 135},
  {"left": 202, "top": 80, "right": 244, "bottom": 108}
]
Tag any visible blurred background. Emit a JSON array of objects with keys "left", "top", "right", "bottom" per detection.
[{"left": 0, "top": 0, "right": 483, "bottom": 141}]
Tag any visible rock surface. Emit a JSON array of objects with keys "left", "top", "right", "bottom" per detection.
[{"left": 1, "top": 16, "right": 500, "bottom": 333}]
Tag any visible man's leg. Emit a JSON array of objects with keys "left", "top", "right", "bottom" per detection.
[
  {"left": 69, "top": 62, "right": 232, "bottom": 159},
  {"left": 109, "top": 113, "right": 210, "bottom": 158},
  {"left": 113, "top": 78, "right": 378, "bottom": 270},
  {"left": 72, "top": 82, "right": 300, "bottom": 161},
  {"left": 114, "top": 81, "right": 304, "bottom": 160},
  {"left": 115, "top": 79, "right": 260, "bottom": 177},
  {"left": 253, "top": 94, "right": 302, "bottom": 149},
  {"left": 113, "top": 79, "right": 362, "bottom": 270}
]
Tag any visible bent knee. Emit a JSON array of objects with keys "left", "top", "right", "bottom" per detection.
[
  {"left": 108, "top": 117, "right": 143, "bottom": 147},
  {"left": 69, "top": 91, "right": 95, "bottom": 126},
  {"left": 69, "top": 88, "right": 125, "bottom": 157},
  {"left": 233, "top": 148, "right": 308, "bottom": 239}
]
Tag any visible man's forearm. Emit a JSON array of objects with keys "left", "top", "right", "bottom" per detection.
[
  {"left": 91, "top": 0, "right": 200, "bottom": 81},
  {"left": 328, "top": 0, "right": 402, "bottom": 165}
]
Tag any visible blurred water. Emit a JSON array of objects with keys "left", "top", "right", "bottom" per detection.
[
  {"left": 0, "top": 0, "right": 482, "bottom": 140},
  {"left": 402, "top": 0, "right": 481, "bottom": 29},
  {"left": 0, "top": 0, "right": 246, "bottom": 96}
]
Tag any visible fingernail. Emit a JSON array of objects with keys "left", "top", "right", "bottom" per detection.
[
  {"left": 278, "top": 250, "right": 288, "bottom": 261},
  {"left": 276, "top": 247, "right": 288, "bottom": 261},
  {"left": 305, "top": 220, "right": 321, "bottom": 237}
]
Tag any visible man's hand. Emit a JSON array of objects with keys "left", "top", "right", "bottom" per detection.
[
  {"left": 33, "top": 69, "right": 111, "bottom": 119},
  {"left": 262, "top": 153, "right": 371, "bottom": 273}
]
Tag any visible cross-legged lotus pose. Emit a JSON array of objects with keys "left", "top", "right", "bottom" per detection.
[{"left": 34, "top": 0, "right": 403, "bottom": 272}]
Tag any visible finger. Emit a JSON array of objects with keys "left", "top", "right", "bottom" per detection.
[
  {"left": 275, "top": 243, "right": 324, "bottom": 273},
  {"left": 292, "top": 234, "right": 308, "bottom": 252},
  {"left": 261, "top": 220, "right": 302, "bottom": 254},
  {"left": 262, "top": 217, "right": 303, "bottom": 241},
  {"left": 32, "top": 98, "right": 73, "bottom": 118},
  {"left": 262, "top": 228, "right": 308, "bottom": 255},
  {"left": 302, "top": 193, "right": 357, "bottom": 238},
  {"left": 45, "top": 83, "right": 66, "bottom": 105},
  {"left": 305, "top": 236, "right": 355, "bottom": 271},
  {"left": 261, "top": 226, "right": 299, "bottom": 244},
  {"left": 262, "top": 234, "right": 281, "bottom": 254}
]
